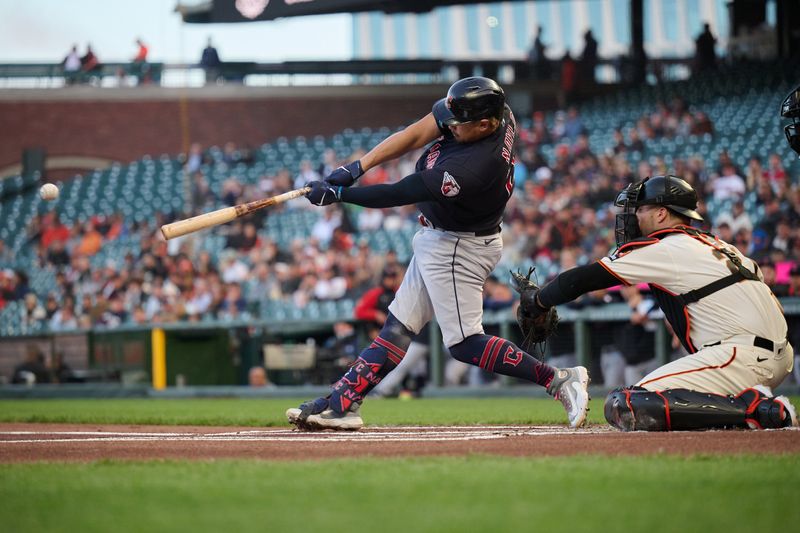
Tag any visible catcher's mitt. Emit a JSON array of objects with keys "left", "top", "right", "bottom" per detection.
[{"left": 510, "top": 267, "right": 559, "bottom": 351}]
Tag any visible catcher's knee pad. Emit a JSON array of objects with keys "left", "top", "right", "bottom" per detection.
[{"left": 605, "top": 387, "right": 795, "bottom": 431}]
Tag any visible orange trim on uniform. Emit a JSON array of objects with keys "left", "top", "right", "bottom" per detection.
[
  {"left": 597, "top": 260, "right": 632, "bottom": 286},
  {"left": 617, "top": 238, "right": 660, "bottom": 254},
  {"left": 624, "top": 389, "right": 635, "bottom": 424},
  {"left": 639, "top": 348, "right": 737, "bottom": 388},
  {"left": 650, "top": 282, "right": 697, "bottom": 352},
  {"left": 682, "top": 307, "right": 696, "bottom": 352},
  {"left": 655, "top": 391, "right": 671, "bottom": 431}
]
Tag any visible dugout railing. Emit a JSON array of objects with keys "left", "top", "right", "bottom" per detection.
[{"left": 1, "top": 297, "right": 798, "bottom": 391}]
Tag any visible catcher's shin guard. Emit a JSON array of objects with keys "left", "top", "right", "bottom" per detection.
[
  {"left": 328, "top": 313, "right": 413, "bottom": 413},
  {"left": 604, "top": 387, "right": 796, "bottom": 431}
]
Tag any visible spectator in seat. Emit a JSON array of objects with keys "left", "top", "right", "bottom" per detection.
[
  {"left": 693, "top": 22, "right": 717, "bottom": 74},
  {"left": 248, "top": 366, "right": 270, "bottom": 387},
  {"left": 710, "top": 164, "right": 746, "bottom": 202},
  {"left": 80, "top": 44, "right": 101, "bottom": 83},
  {"left": 200, "top": 37, "right": 221, "bottom": 85},
  {"left": 130, "top": 38, "right": 151, "bottom": 85},
  {"left": 62, "top": 45, "right": 81, "bottom": 85},
  {"left": 12, "top": 344, "right": 50, "bottom": 385}
]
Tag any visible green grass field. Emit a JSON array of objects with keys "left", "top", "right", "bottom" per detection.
[
  {"left": 1, "top": 397, "right": 798, "bottom": 532},
  {"left": 1, "top": 456, "right": 798, "bottom": 533},
  {"left": 0, "top": 397, "right": 609, "bottom": 426}
]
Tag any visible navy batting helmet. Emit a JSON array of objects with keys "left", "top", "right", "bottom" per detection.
[
  {"left": 781, "top": 85, "right": 800, "bottom": 156},
  {"left": 433, "top": 77, "right": 505, "bottom": 126}
]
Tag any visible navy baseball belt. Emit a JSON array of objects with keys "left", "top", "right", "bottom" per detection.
[{"left": 418, "top": 215, "right": 500, "bottom": 237}]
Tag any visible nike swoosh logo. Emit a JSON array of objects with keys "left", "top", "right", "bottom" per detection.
[
  {"left": 756, "top": 356, "right": 768, "bottom": 362},
  {"left": 484, "top": 238, "right": 497, "bottom": 245}
]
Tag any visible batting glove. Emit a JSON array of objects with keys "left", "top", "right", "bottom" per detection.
[
  {"left": 305, "top": 181, "right": 343, "bottom": 206},
  {"left": 325, "top": 160, "right": 364, "bottom": 187}
]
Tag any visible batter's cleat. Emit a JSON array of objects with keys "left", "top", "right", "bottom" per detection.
[
  {"left": 547, "top": 366, "right": 590, "bottom": 428},
  {"left": 287, "top": 398, "right": 363, "bottom": 431},
  {"left": 286, "top": 396, "right": 330, "bottom": 428}
]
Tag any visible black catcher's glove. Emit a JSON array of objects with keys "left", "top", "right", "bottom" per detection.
[
  {"left": 306, "top": 181, "right": 342, "bottom": 206},
  {"left": 326, "top": 160, "right": 364, "bottom": 187},
  {"left": 510, "top": 267, "right": 559, "bottom": 351}
]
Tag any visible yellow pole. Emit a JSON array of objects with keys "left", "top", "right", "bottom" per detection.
[{"left": 151, "top": 328, "right": 167, "bottom": 390}]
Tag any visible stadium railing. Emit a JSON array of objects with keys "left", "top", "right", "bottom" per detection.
[
  {"left": 1, "top": 298, "right": 797, "bottom": 389},
  {"left": 0, "top": 57, "right": 697, "bottom": 88}
]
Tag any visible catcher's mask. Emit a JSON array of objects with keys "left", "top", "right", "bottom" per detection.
[
  {"left": 432, "top": 76, "right": 505, "bottom": 126},
  {"left": 781, "top": 85, "right": 800, "bottom": 156},
  {"left": 614, "top": 175, "right": 703, "bottom": 248}
]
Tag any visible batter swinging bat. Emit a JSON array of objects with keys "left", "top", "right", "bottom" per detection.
[{"left": 160, "top": 187, "right": 311, "bottom": 240}]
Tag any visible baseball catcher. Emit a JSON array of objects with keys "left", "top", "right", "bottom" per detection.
[{"left": 517, "top": 174, "right": 796, "bottom": 431}]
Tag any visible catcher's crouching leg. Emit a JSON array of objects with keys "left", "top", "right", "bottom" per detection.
[{"left": 604, "top": 387, "right": 798, "bottom": 431}]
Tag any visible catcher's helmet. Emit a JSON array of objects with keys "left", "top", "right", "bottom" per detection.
[
  {"left": 614, "top": 175, "right": 703, "bottom": 247},
  {"left": 781, "top": 85, "right": 800, "bottom": 156},
  {"left": 433, "top": 77, "right": 505, "bottom": 126}
]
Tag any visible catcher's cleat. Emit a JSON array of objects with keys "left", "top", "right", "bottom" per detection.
[
  {"left": 774, "top": 396, "right": 799, "bottom": 428},
  {"left": 547, "top": 366, "right": 590, "bottom": 428},
  {"left": 287, "top": 399, "right": 363, "bottom": 431},
  {"left": 744, "top": 386, "right": 798, "bottom": 429}
]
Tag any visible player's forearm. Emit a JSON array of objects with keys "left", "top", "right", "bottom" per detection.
[
  {"left": 360, "top": 114, "right": 440, "bottom": 172},
  {"left": 340, "top": 173, "right": 434, "bottom": 208},
  {"left": 538, "top": 262, "right": 620, "bottom": 307}
]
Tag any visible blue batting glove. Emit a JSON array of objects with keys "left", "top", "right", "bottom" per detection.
[
  {"left": 325, "top": 160, "right": 364, "bottom": 187},
  {"left": 305, "top": 181, "right": 342, "bottom": 206}
]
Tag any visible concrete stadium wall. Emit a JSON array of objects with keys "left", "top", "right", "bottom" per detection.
[{"left": 0, "top": 86, "right": 446, "bottom": 173}]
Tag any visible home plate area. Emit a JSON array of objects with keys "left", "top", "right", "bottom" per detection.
[
  {"left": 0, "top": 425, "right": 607, "bottom": 444},
  {"left": 0, "top": 423, "right": 797, "bottom": 462}
]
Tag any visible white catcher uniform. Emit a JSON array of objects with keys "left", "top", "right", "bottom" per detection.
[{"left": 599, "top": 227, "right": 793, "bottom": 395}]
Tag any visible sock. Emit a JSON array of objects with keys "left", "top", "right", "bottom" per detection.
[{"left": 449, "top": 334, "right": 556, "bottom": 388}]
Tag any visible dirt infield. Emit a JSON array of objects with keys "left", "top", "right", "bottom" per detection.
[{"left": 1, "top": 423, "right": 798, "bottom": 462}]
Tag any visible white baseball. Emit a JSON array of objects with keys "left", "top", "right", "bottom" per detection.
[{"left": 39, "top": 183, "right": 59, "bottom": 201}]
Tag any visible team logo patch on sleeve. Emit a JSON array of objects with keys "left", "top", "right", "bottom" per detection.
[{"left": 441, "top": 171, "right": 461, "bottom": 197}]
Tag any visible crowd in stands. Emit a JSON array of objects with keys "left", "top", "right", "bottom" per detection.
[{"left": 2, "top": 102, "right": 799, "bottom": 343}]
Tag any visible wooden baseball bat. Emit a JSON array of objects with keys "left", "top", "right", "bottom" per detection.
[{"left": 160, "top": 186, "right": 311, "bottom": 240}]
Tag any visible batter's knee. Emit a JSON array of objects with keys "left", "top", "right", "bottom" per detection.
[
  {"left": 448, "top": 334, "right": 487, "bottom": 365},
  {"left": 379, "top": 313, "right": 415, "bottom": 353}
]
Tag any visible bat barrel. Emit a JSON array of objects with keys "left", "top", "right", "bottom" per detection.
[{"left": 159, "top": 186, "right": 310, "bottom": 240}]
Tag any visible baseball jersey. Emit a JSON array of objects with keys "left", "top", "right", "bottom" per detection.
[
  {"left": 413, "top": 105, "right": 516, "bottom": 233},
  {"left": 599, "top": 227, "right": 787, "bottom": 352}
]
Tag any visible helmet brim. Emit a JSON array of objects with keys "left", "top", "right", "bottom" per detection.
[
  {"left": 433, "top": 98, "right": 467, "bottom": 126},
  {"left": 667, "top": 205, "right": 704, "bottom": 221}
]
